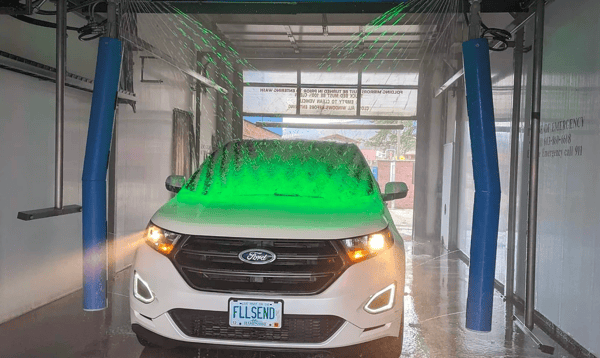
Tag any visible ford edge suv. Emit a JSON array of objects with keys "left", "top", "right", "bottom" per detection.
[{"left": 130, "top": 139, "right": 407, "bottom": 357}]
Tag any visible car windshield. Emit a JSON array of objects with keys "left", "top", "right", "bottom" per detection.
[{"left": 184, "top": 140, "right": 380, "bottom": 201}]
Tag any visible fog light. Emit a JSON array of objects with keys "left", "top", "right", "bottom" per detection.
[
  {"left": 133, "top": 271, "right": 155, "bottom": 304},
  {"left": 364, "top": 283, "right": 395, "bottom": 314}
]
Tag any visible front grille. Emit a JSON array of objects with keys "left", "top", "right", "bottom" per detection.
[
  {"left": 170, "top": 309, "right": 345, "bottom": 343},
  {"left": 172, "top": 236, "right": 347, "bottom": 295}
]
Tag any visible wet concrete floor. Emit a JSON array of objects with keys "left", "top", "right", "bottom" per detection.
[{"left": 0, "top": 212, "right": 575, "bottom": 358}]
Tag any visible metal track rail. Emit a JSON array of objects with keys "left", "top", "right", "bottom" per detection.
[{"left": 0, "top": 50, "right": 137, "bottom": 102}]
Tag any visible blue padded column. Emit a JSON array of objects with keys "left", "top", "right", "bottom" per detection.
[
  {"left": 463, "top": 38, "right": 502, "bottom": 332},
  {"left": 82, "top": 37, "right": 122, "bottom": 310}
]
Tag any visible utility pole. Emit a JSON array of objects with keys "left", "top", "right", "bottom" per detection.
[{"left": 396, "top": 128, "right": 402, "bottom": 159}]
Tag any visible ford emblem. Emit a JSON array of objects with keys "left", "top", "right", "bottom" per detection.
[{"left": 239, "top": 249, "right": 276, "bottom": 265}]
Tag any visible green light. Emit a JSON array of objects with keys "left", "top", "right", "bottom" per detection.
[{"left": 158, "top": 141, "right": 386, "bottom": 229}]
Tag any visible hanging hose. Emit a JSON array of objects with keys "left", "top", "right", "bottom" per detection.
[
  {"left": 10, "top": 14, "right": 81, "bottom": 31},
  {"left": 78, "top": 19, "right": 106, "bottom": 41},
  {"left": 35, "top": 0, "right": 104, "bottom": 15},
  {"left": 79, "top": 1, "right": 106, "bottom": 41},
  {"left": 11, "top": 0, "right": 107, "bottom": 42},
  {"left": 481, "top": 23, "right": 512, "bottom": 51},
  {"left": 463, "top": 11, "right": 513, "bottom": 51}
]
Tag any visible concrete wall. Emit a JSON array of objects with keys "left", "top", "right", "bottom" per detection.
[
  {"left": 454, "top": 4, "right": 600, "bottom": 355},
  {"left": 413, "top": 61, "right": 446, "bottom": 245}
]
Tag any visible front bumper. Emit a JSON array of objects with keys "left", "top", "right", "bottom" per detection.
[{"left": 130, "top": 242, "right": 405, "bottom": 350}]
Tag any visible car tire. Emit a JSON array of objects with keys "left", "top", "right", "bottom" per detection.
[{"left": 136, "top": 334, "right": 160, "bottom": 348}]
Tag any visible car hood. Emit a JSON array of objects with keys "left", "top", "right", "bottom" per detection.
[{"left": 151, "top": 189, "right": 389, "bottom": 240}]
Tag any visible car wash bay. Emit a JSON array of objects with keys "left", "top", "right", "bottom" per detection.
[{"left": 0, "top": 0, "right": 599, "bottom": 357}]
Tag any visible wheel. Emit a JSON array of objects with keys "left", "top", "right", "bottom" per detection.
[{"left": 136, "top": 333, "right": 160, "bottom": 348}]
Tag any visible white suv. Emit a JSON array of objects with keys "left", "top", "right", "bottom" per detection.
[{"left": 130, "top": 139, "right": 407, "bottom": 357}]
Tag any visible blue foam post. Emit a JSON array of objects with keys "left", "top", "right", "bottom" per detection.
[
  {"left": 82, "top": 37, "right": 122, "bottom": 311},
  {"left": 463, "top": 38, "right": 502, "bottom": 332}
]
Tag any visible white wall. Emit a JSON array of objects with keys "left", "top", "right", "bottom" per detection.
[
  {"left": 455, "top": 2, "right": 600, "bottom": 355},
  {"left": 0, "top": 12, "right": 221, "bottom": 323},
  {"left": 114, "top": 61, "right": 194, "bottom": 270},
  {"left": 0, "top": 13, "right": 97, "bottom": 324},
  {"left": 114, "top": 14, "right": 220, "bottom": 269},
  {"left": 532, "top": 0, "right": 600, "bottom": 353}
]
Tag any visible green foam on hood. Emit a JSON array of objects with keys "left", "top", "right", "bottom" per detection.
[{"left": 161, "top": 140, "right": 386, "bottom": 228}]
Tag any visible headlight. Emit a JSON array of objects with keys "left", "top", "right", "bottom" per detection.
[
  {"left": 340, "top": 228, "right": 394, "bottom": 263},
  {"left": 145, "top": 223, "right": 181, "bottom": 255}
]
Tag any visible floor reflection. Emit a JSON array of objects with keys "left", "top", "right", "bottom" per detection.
[
  {"left": 139, "top": 348, "right": 333, "bottom": 358},
  {"left": 0, "top": 209, "right": 576, "bottom": 358}
]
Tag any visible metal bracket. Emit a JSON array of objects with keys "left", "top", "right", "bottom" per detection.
[
  {"left": 435, "top": 11, "right": 536, "bottom": 98},
  {"left": 18, "top": 205, "right": 82, "bottom": 221},
  {"left": 513, "top": 316, "right": 556, "bottom": 355},
  {"left": 122, "top": 36, "right": 227, "bottom": 94},
  {"left": 284, "top": 25, "right": 300, "bottom": 54},
  {"left": 140, "top": 56, "right": 163, "bottom": 83}
]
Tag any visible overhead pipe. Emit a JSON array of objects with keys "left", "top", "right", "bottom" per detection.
[
  {"left": 55, "top": 0, "right": 66, "bottom": 209},
  {"left": 82, "top": 29, "right": 122, "bottom": 309},
  {"left": 463, "top": 0, "right": 502, "bottom": 332},
  {"left": 525, "top": 0, "right": 546, "bottom": 330}
]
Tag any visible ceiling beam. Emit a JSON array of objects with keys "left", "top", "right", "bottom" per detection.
[
  {"left": 246, "top": 113, "right": 417, "bottom": 121},
  {"left": 115, "top": 1, "right": 526, "bottom": 14},
  {"left": 217, "top": 31, "right": 437, "bottom": 37},
  {"left": 212, "top": 18, "right": 445, "bottom": 27}
]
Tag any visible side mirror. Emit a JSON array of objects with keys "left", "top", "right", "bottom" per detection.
[
  {"left": 382, "top": 182, "right": 408, "bottom": 202},
  {"left": 165, "top": 175, "right": 186, "bottom": 193}
]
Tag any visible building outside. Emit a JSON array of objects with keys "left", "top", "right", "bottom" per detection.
[
  {"left": 243, "top": 120, "right": 282, "bottom": 140},
  {"left": 376, "top": 159, "right": 415, "bottom": 209}
]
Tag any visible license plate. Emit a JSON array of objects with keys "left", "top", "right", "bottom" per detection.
[{"left": 229, "top": 299, "right": 283, "bottom": 329}]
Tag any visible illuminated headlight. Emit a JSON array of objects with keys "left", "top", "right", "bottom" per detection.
[
  {"left": 133, "top": 271, "right": 155, "bottom": 304},
  {"left": 340, "top": 228, "right": 394, "bottom": 263},
  {"left": 145, "top": 223, "right": 181, "bottom": 255},
  {"left": 364, "top": 283, "right": 396, "bottom": 314}
]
